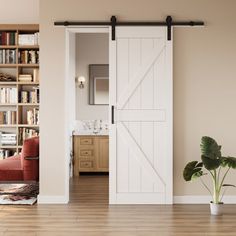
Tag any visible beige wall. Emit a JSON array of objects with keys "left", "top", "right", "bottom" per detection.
[
  {"left": 0, "top": 0, "right": 39, "bottom": 23},
  {"left": 40, "top": 0, "right": 236, "bottom": 201},
  {"left": 76, "top": 33, "right": 109, "bottom": 120}
]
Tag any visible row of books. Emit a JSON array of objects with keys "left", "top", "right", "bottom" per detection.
[
  {"left": 0, "top": 111, "right": 16, "bottom": 125},
  {"left": 0, "top": 133, "right": 17, "bottom": 146},
  {"left": 0, "top": 49, "right": 16, "bottom": 64},
  {"left": 0, "top": 149, "right": 15, "bottom": 159},
  {"left": 19, "top": 50, "right": 39, "bottom": 64},
  {"left": 27, "top": 108, "right": 39, "bottom": 125},
  {"left": 0, "top": 87, "right": 17, "bottom": 104},
  {"left": 18, "top": 32, "right": 39, "bottom": 46},
  {"left": 0, "top": 31, "right": 39, "bottom": 46},
  {"left": 0, "top": 87, "right": 39, "bottom": 104},
  {"left": 0, "top": 49, "right": 40, "bottom": 64},
  {"left": 18, "top": 69, "right": 40, "bottom": 82},
  {"left": 0, "top": 31, "right": 16, "bottom": 46},
  {"left": 20, "top": 87, "right": 39, "bottom": 103},
  {"left": 18, "top": 128, "right": 39, "bottom": 145}
]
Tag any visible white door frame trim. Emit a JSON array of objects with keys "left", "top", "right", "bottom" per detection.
[
  {"left": 65, "top": 26, "right": 110, "bottom": 203},
  {"left": 65, "top": 26, "right": 173, "bottom": 205}
]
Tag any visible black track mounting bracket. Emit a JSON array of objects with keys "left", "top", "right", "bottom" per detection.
[
  {"left": 111, "top": 16, "right": 117, "bottom": 41},
  {"left": 166, "top": 16, "right": 173, "bottom": 41}
]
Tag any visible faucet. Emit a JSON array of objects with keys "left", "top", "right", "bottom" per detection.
[{"left": 100, "top": 120, "right": 102, "bottom": 131}]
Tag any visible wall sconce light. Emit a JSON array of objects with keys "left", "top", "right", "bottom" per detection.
[{"left": 77, "top": 76, "right": 86, "bottom": 89}]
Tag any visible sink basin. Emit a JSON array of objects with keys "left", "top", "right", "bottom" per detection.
[{"left": 73, "top": 120, "right": 109, "bottom": 136}]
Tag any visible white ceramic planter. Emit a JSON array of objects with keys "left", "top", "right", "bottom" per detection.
[{"left": 210, "top": 202, "right": 224, "bottom": 215}]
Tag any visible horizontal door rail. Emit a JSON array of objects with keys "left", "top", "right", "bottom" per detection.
[{"left": 54, "top": 15, "right": 204, "bottom": 41}]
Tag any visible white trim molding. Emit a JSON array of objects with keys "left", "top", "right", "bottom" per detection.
[
  {"left": 65, "top": 26, "right": 110, "bottom": 205},
  {"left": 38, "top": 195, "right": 69, "bottom": 204},
  {"left": 174, "top": 195, "right": 236, "bottom": 204}
]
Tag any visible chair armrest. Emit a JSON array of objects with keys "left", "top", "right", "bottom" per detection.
[{"left": 24, "top": 156, "right": 39, "bottom": 160}]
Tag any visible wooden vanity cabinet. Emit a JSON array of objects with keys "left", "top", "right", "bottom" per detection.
[{"left": 73, "top": 135, "right": 109, "bottom": 175}]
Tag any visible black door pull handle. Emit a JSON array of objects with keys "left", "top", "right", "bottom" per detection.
[{"left": 111, "top": 105, "right": 114, "bottom": 124}]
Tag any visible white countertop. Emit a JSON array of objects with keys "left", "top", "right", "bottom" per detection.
[
  {"left": 73, "top": 130, "right": 109, "bottom": 136},
  {"left": 73, "top": 120, "right": 109, "bottom": 136}
]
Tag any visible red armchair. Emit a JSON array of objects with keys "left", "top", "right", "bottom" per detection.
[{"left": 0, "top": 137, "right": 39, "bottom": 182}]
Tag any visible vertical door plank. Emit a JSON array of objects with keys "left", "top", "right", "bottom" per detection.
[
  {"left": 116, "top": 39, "right": 129, "bottom": 193},
  {"left": 140, "top": 38, "right": 155, "bottom": 193},
  {"left": 128, "top": 38, "right": 141, "bottom": 192}
]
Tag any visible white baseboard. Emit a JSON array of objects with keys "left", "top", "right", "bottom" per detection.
[
  {"left": 37, "top": 195, "right": 236, "bottom": 204},
  {"left": 37, "top": 195, "right": 69, "bottom": 204},
  {"left": 174, "top": 195, "right": 236, "bottom": 204}
]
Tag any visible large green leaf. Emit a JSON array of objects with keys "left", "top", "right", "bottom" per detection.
[
  {"left": 222, "top": 184, "right": 236, "bottom": 187},
  {"left": 183, "top": 161, "right": 203, "bottom": 181},
  {"left": 191, "top": 170, "right": 205, "bottom": 180},
  {"left": 200, "top": 137, "right": 222, "bottom": 170},
  {"left": 201, "top": 155, "right": 221, "bottom": 170},
  {"left": 221, "top": 156, "right": 236, "bottom": 169},
  {"left": 200, "top": 136, "right": 221, "bottom": 159}
]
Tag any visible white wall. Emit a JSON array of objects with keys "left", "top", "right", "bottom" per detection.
[
  {"left": 39, "top": 0, "right": 236, "bottom": 203},
  {"left": 76, "top": 33, "right": 109, "bottom": 120},
  {"left": 0, "top": 0, "right": 39, "bottom": 23}
]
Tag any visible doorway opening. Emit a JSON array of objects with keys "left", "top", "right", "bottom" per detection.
[{"left": 66, "top": 29, "right": 110, "bottom": 204}]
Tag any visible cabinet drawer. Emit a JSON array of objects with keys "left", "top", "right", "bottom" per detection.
[
  {"left": 80, "top": 150, "right": 93, "bottom": 157},
  {"left": 79, "top": 160, "right": 94, "bottom": 169},
  {"left": 80, "top": 138, "right": 93, "bottom": 145}
]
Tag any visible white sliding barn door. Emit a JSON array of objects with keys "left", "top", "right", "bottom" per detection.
[{"left": 109, "top": 27, "right": 173, "bottom": 204}]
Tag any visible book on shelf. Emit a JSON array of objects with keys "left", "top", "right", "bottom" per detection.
[
  {"left": 33, "top": 68, "right": 39, "bottom": 82},
  {"left": 20, "top": 91, "right": 28, "bottom": 103},
  {"left": 26, "top": 108, "right": 39, "bottom": 125},
  {"left": 0, "top": 31, "right": 16, "bottom": 46},
  {"left": 0, "top": 149, "right": 15, "bottom": 159},
  {"left": 0, "top": 111, "right": 16, "bottom": 125},
  {"left": 0, "top": 49, "right": 16, "bottom": 64},
  {"left": 20, "top": 87, "right": 39, "bottom": 103},
  {"left": 18, "top": 74, "right": 32, "bottom": 82},
  {"left": 18, "top": 49, "right": 39, "bottom": 64},
  {"left": 0, "top": 87, "right": 17, "bottom": 104},
  {"left": 18, "top": 127, "right": 39, "bottom": 145},
  {"left": 32, "top": 86, "right": 39, "bottom": 103},
  {"left": 29, "top": 90, "right": 38, "bottom": 103},
  {"left": 1, "top": 133, "right": 17, "bottom": 138},
  {"left": 0, "top": 132, "right": 17, "bottom": 146},
  {"left": 18, "top": 69, "right": 39, "bottom": 83},
  {"left": 1, "top": 141, "right": 16, "bottom": 145},
  {"left": 18, "top": 32, "right": 39, "bottom": 46}
]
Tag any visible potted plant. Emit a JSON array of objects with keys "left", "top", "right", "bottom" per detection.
[{"left": 183, "top": 136, "right": 236, "bottom": 215}]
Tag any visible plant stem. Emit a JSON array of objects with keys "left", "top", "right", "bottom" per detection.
[
  {"left": 217, "top": 166, "right": 221, "bottom": 187},
  {"left": 213, "top": 169, "right": 219, "bottom": 203},
  {"left": 209, "top": 170, "right": 214, "bottom": 179},
  {"left": 199, "top": 176, "right": 212, "bottom": 196},
  {"left": 218, "top": 167, "right": 231, "bottom": 198},
  {"left": 220, "top": 188, "right": 227, "bottom": 202}
]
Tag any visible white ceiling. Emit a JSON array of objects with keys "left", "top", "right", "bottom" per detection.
[{"left": 0, "top": 0, "right": 39, "bottom": 23}]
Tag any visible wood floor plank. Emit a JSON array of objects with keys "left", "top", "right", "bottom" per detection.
[{"left": 0, "top": 175, "right": 236, "bottom": 235}]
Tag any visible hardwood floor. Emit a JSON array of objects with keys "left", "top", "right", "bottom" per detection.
[{"left": 0, "top": 175, "right": 236, "bottom": 235}]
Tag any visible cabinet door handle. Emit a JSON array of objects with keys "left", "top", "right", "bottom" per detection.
[{"left": 111, "top": 105, "right": 115, "bottom": 124}]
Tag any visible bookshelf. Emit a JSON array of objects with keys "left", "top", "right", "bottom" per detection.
[{"left": 0, "top": 25, "right": 39, "bottom": 159}]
